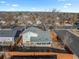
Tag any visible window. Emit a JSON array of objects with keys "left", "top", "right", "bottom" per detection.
[{"left": 37, "top": 43, "right": 41, "bottom": 45}]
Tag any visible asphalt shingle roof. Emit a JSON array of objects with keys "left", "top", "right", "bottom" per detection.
[
  {"left": 23, "top": 27, "right": 52, "bottom": 43},
  {"left": 0, "top": 29, "right": 17, "bottom": 37}
]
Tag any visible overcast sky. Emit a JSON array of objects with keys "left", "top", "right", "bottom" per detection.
[{"left": 0, "top": 0, "right": 79, "bottom": 12}]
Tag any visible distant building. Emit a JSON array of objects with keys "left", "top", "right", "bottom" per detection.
[
  {"left": 74, "top": 20, "right": 79, "bottom": 29},
  {"left": 21, "top": 27, "right": 52, "bottom": 47},
  {"left": 0, "top": 20, "right": 6, "bottom": 24},
  {"left": 36, "top": 18, "right": 42, "bottom": 25},
  {"left": 0, "top": 29, "right": 17, "bottom": 46},
  {"left": 27, "top": 21, "right": 33, "bottom": 25}
]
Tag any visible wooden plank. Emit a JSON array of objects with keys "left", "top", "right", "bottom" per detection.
[{"left": 4, "top": 51, "right": 74, "bottom": 59}]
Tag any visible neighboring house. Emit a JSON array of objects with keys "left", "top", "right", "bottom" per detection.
[
  {"left": 64, "top": 24, "right": 73, "bottom": 29},
  {"left": 21, "top": 27, "right": 52, "bottom": 47},
  {"left": 75, "top": 20, "right": 79, "bottom": 29},
  {"left": 0, "top": 29, "right": 17, "bottom": 46}
]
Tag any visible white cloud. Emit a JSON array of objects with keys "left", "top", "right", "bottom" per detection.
[
  {"left": 65, "top": 3, "right": 72, "bottom": 6},
  {"left": 30, "top": 8, "right": 42, "bottom": 11},
  {"left": 6, "top": 8, "right": 16, "bottom": 11},
  {"left": 31, "top": 8, "right": 36, "bottom": 11},
  {"left": 11, "top": 4, "right": 19, "bottom": 7},
  {"left": 6, "top": 3, "right": 10, "bottom": 6},
  {"left": 6, "top": 7, "right": 25, "bottom": 11},
  {"left": 0, "top": 1, "right": 10, "bottom": 6},
  {"left": 0, "top": 1, "right": 6, "bottom": 4},
  {"left": 64, "top": 3, "right": 72, "bottom": 8},
  {"left": 64, "top": 5, "right": 67, "bottom": 8},
  {"left": 28, "top": 8, "right": 52, "bottom": 12},
  {"left": 58, "top": 0, "right": 65, "bottom": 2}
]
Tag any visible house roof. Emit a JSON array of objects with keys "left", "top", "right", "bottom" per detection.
[
  {"left": 22, "top": 27, "right": 52, "bottom": 43},
  {"left": 0, "top": 29, "right": 17, "bottom": 37}
]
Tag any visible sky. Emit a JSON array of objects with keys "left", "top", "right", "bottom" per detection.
[{"left": 0, "top": 0, "right": 79, "bottom": 13}]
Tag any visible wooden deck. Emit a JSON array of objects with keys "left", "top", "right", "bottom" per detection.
[{"left": 4, "top": 51, "right": 74, "bottom": 59}]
